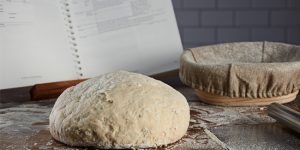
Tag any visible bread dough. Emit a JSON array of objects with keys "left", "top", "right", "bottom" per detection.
[{"left": 49, "top": 71, "right": 190, "bottom": 149}]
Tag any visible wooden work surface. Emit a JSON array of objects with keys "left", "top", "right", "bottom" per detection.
[{"left": 1, "top": 78, "right": 300, "bottom": 150}]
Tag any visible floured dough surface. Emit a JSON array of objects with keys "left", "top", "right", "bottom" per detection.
[{"left": 49, "top": 71, "right": 190, "bottom": 149}]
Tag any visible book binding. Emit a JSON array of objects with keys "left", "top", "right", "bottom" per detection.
[{"left": 61, "top": 0, "right": 83, "bottom": 77}]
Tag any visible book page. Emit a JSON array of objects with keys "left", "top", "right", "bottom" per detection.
[
  {"left": 0, "top": 0, "right": 77, "bottom": 89},
  {"left": 68, "top": 0, "right": 182, "bottom": 77}
]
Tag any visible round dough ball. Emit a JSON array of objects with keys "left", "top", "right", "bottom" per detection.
[{"left": 49, "top": 71, "right": 190, "bottom": 149}]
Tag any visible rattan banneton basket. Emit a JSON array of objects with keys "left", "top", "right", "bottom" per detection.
[{"left": 180, "top": 41, "right": 300, "bottom": 106}]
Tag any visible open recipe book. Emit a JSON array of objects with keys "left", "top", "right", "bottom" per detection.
[{"left": 0, "top": 0, "right": 182, "bottom": 89}]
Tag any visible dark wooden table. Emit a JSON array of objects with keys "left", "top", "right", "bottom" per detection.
[{"left": 1, "top": 78, "right": 300, "bottom": 150}]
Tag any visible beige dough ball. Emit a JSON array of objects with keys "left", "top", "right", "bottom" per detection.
[{"left": 49, "top": 71, "right": 190, "bottom": 149}]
